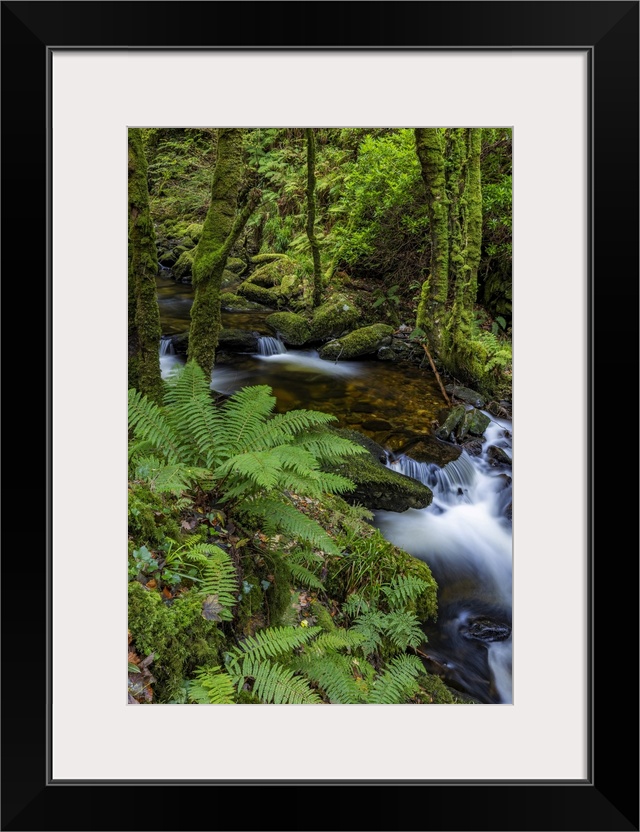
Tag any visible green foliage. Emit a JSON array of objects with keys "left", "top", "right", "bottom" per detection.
[
  {"left": 129, "top": 362, "right": 367, "bottom": 556},
  {"left": 188, "top": 666, "right": 236, "bottom": 704},
  {"left": 368, "top": 655, "right": 424, "bottom": 704}
]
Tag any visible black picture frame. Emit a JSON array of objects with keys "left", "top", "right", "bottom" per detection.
[{"left": 2, "top": 2, "right": 638, "bottom": 830}]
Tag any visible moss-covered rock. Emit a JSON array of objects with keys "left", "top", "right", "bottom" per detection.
[
  {"left": 445, "top": 384, "right": 485, "bottom": 408},
  {"left": 249, "top": 256, "right": 294, "bottom": 288},
  {"left": 220, "top": 292, "right": 268, "bottom": 311},
  {"left": 308, "top": 297, "right": 361, "bottom": 341},
  {"left": 173, "top": 248, "right": 195, "bottom": 280},
  {"left": 329, "top": 428, "right": 432, "bottom": 512},
  {"left": 225, "top": 257, "right": 247, "bottom": 274},
  {"left": 319, "top": 324, "right": 395, "bottom": 361},
  {"left": 237, "top": 282, "right": 279, "bottom": 307},
  {"left": 251, "top": 252, "right": 289, "bottom": 265},
  {"left": 128, "top": 583, "right": 224, "bottom": 702},
  {"left": 221, "top": 269, "right": 240, "bottom": 289},
  {"left": 457, "top": 407, "right": 491, "bottom": 440},
  {"left": 416, "top": 674, "right": 473, "bottom": 704},
  {"left": 217, "top": 328, "right": 259, "bottom": 352},
  {"left": 435, "top": 405, "right": 466, "bottom": 441},
  {"left": 265, "top": 312, "right": 311, "bottom": 346},
  {"left": 184, "top": 222, "right": 203, "bottom": 243}
]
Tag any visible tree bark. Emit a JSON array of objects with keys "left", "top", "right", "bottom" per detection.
[
  {"left": 415, "top": 128, "right": 449, "bottom": 348},
  {"left": 305, "top": 128, "right": 323, "bottom": 308},
  {"left": 128, "top": 128, "right": 163, "bottom": 402},
  {"left": 188, "top": 128, "right": 259, "bottom": 376}
]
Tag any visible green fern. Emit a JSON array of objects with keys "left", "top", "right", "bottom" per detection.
[
  {"left": 381, "top": 611, "right": 425, "bottom": 651},
  {"left": 382, "top": 575, "right": 430, "bottom": 611},
  {"left": 288, "top": 562, "right": 325, "bottom": 591},
  {"left": 368, "top": 655, "right": 424, "bottom": 704},
  {"left": 129, "top": 362, "right": 366, "bottom": 553},
  {"left": 228, "top": 625, "right": 321, "bottom": 670},
  {"left": 198, "top": 546, "right": 239, "bottom": 618},
  {"left": 188, "top": 666, "right": 236, "bottom": 704},
  {"left": 239, "top": 657, "right": 321, "bottom": 704},
  {"left": 291, "top": 652, "right": 365, "bottom": 704}
]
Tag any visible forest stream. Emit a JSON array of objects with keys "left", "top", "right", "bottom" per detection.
[{"left": 156, "top": 274, "right": 513, "bottom": 704}]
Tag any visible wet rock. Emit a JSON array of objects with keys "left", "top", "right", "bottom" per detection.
[
  {"left": 487, "top": 445, "right": 512, "bottom": 467},
  {"left": 377, "top": 346, "right": 398, "bottom": 361},
  {"left": 265, "top": 311, "right": 310, "bottom": 346},
  {"left": 217, "top": 328, "right": 259, "bottom": 352},
  {"left": 361, "top": 418, "right": 393, "bottom": 432},
  {"left": 318, "top": 324, "right": 395, "bottom": 361},
  {"left": 457, "top": 408, "right": 491, "bottom": 441},
  {"left": 461, "top": 438, "right": 484, "bottom": 457},
  {"left": 460, "top": 617, "right": 512, "bottom": 643},
  {"left": 220, "top": 292, "right": 268, "bottom": 311},
  {"left": 308, "top": 296, "right": 362, "bottom": 341},
  {"left": 435, "top": 405, "right": 466, "bottom": 441},
  {"left": 445, "top": 384, "right": 485, "bottom": 408},
  {"left": 328, "top": 428, "right": 433, "bottom": 512},
  {"left": 403, "top": 435, "right": 462, "bottom": 466},
  {"left": 171, "top": 331, "right": 189, "bottom": 355}
]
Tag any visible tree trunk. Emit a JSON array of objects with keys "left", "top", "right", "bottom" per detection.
[
  {"left": 464, "top": 128, "right": 483, "bottom": 307},
  {"left": 188, "top": 128, "right": 259, "bottom": 376},
  {"left": 128, "top": 128, "right": 163, "bottom": 402},
  {"left": 305, "top": 128, "right": 323, "bottom": 307},
  {"left": 414, "top": 128, "right": 449, "bottom": 348}
]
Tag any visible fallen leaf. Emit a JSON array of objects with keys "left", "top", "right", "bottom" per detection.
[
  {"left": 162, "top": 586, "right": 172, "bottom": 599},
  {"left": 202, "top": 595, "right": 224, "bottom": 621},
  {"left": 146, "top": 578, "right": 157, "bottom": 589}
]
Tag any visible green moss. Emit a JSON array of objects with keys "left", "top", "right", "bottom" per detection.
[
  {"left": 128, "top": 483, "right": 181, "bottom": 546},
  {"left": 328, "top": 428, "right": 432, "bottom": 512},
  {"left": 434, "top": 405, "right": 466, "bottom": 441},
  {"left": 237, "top": 282, "right": 279, "bottom": 307},
  {"left": 247, "top": 257, "right": 295, "bottom": 290},
  {"left": 251, "top": 253, "right": 289, "bottom": 265},
  {"left": 310, "top": 599, "right": 336, "bottom": 631},
  {"left": 318, "top": 324, "right": 394, "bottom": 360},
  {"left": 225, "top": 257, "right": 247, "bottom": 275},
  {"left": 416, "top": 673, "right": 469, "bottom": 703},
  {"left": 220, "top": 292, "right": 268, "bottom": 311},
  {"left": 265, "top": 312, "right": 311, "bottom": 346},
  {"left": 184, "top": 223, "right": 204, "bottom": 243},
  {"left": 308, "top": 297, "right": 361, "bottom": 341},
  {"left": 128, "top": 583, "right": 224, "bottom": 702},
  {"left": 173, "top": 248, "right": 195, "bottom": 280}
]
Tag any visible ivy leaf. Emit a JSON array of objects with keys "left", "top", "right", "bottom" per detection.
[{"left": 202, "top": 594, "right": 224, "bottom": 622}]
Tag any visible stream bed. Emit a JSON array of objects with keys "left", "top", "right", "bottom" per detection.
[{"left": 156, "top": 274, "right": 513, "bottom": 703}]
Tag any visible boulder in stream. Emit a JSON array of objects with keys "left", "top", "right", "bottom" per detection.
[
  {"left": 460, "top": 617, "right": 512, "bottom": 643},
  {"left": 217, "top": 328, "right": 259, "bottom": 352},
  {"left": 487, "top": 445, "right": 512, "bottom": 467},
  {"left": 328, "top": 428, "right": 433, "bottom": 512},
  {"left": 318, "top": 324, "right": 395, "bottom": 361},
  {"left": 445, "top": 384, "right": 485, "bottom": 408},
  {"left": 435, "top": 405, "right": 466, "bottom": 442},
  {"left": 457, "top": 408, "right": 491, "bottom": 440},
  {"left": 265, "top": 311, "right": 311, "bottom": 346}
]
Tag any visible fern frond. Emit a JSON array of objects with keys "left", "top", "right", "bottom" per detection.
[
  {"left": 342, "top": 594, "right": 371, "bottom": 617},
  {"left": 188, "top": 666, "right": 236, "bottom": 704},
  {"left": 310, "top": 630, "right": 366, "bottom": 654},
  {"left": 198, "top": 546, "right": 239, "bottom": 618},
  {"left": 128, "top": 388, "right": 183, "bottom": 464},
  {"left": 216, "top": 386, "right": 277, "bottom": 460},
  {"left": 351, "top": 611, "right": 386, "bottom": 656},
  {"left": 240, "top": 657, "right": 321, "bottom": 704},
  {"left": 382, "top": 575, "right": 430, "bottom": 611},
  {"left": 243, "top": 496, "right": 342, "bottom": 556},
  {"left": 287, "top": 562, "right": 325, "bottom": 591},
  {"left": 163, "top": 361, "right": 222, "bottom": 468},
  {"left": 381, "top": 611, "right": 425, "bottom": 651},
  {"left": 299, "top": 431, "right": 368, "bottom": 465},
  {"left": 291, "top": 652, "right": 365, "bottom": 704},
  {"left": 228, "top": 625, "right": 321, "bottom": 671},
  {"left": 368, "top": 655, "right": 424, "bottom": 704},
  {"left": 239, "top": 408, "right": 337, "bottom": 453}
]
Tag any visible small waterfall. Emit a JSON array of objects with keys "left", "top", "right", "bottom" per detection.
[
  {"left": 159, "top": 336, "right": 175, "bottom": 356},
  {"left": 257, "top": 335, "right": 287, "bottom": 356},
  {"left": 389, "top": 451, "right": 477, "bottom": 506}
]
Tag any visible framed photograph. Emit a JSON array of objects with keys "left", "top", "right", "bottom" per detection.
[{"left": 2, "top": 1, "right": 637, "bottom": 830}]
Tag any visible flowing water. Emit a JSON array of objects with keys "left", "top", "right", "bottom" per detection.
[{"left": 155, "top": 274, "right": 513, "bottom": 703}]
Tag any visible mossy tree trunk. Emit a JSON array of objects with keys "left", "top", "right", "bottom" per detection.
[
  {"left": 128, "top": 128, "right": 163, "bottom": 402},
  {"left": 415, "top": 127, "right": 483, "bottom": 375},
  {"left": 305, "top": 128, "right": 323, "bottom": 308},
  {"left": 414, "top": 128, "right": 449, "bottom": 349},
  {"left": 188, "top": 129, "right": 260, "bottom": 376}
]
